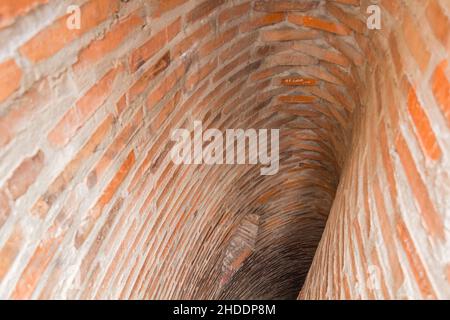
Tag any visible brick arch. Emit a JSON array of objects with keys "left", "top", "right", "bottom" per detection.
[{"left": 0, "top": 0, "right": 449, "bottom": 300}]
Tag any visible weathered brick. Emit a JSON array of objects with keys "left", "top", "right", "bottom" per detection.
[
  {"left": 74, "top": 13, "right": 143, "bottom": 71},
  {"left": 292, "top": 42, "right": 350, "bottom": 67},
  {"left": 151, "top": 0, "right": 189, "bottom": 17},
  {"left": 431, "top": 60, "right": 450, "bottom": 126},
  {"left": 199, "top": 26, "right": 238, "bottom": 57},
  {"left": 326, "top": 2, "right": 365, "bottom": 34},
  {"left": 7, "top": 150, "right": 45, "bottom": 200},
  {"left": 48, "top": 66, "right": 121, "bottom": 147},
  {"left": 240, "top": 13, "right": 284, "bottom": 32},
  {"left": 395, "top": 134, "right": 444, "bottom": 240},
  {"left": 11, "top": 209, "right": 71, "bottom": 299},
  {"left": 288, "top": 14, "right": 352, "bottom": 36},
  {"left": 75, "top": 150, "right": 136, "bottom": 247},
  {"left": 0, "top": 59, "right": 22, "bottom": 102},
  {"left": 0, "top": 190, "right": 10, "bottom": 229},
  {"left": 32, "top": 115, "right": 114, "bottom": 218},
  {"left": 0, "top": 0, "right": 448, "bottom": 301},
  {"left": 401, "top": 10, "right": 431, "bottom": 72},
  {"left": 146, "top": 63, "right": 186, "bottom": 110},
  {"left": 279, "top": 95, "right": 316, "bottom": 104},
  {"left": 185, "top": 57, "right": 218, "bottom": 91},
  {"left": 407, "top": 86, "right": 442, "bottom": 161},
  {"left": 218, "top": 2, "right": 251, "bottom": 24},
  {"left": 0, "top": 0, "right": 48, "bottom": 29},
  {"left": 187, "top": 0, "right": 225, "bottom": 23},
  {"left": 281, "top": 77, "right": 317, "bottom": 86},
  {"left": 261, "top": 28, "right": 319, "bottom": 42},
  {"left": 254, "top": 0, "right": 318, "bottom": 12},
  {"left": 173, "top": 22, "right": 212, "bottom": 58},
  {"left": 129, "top": 51, "right": 171, "bottom": 102},
  {"left": 0, "top": 78, "right": 51, "bottom": 148},
  {"left": 0, "top": 226, "right": 23, "bottom": 281},
  {"left": 87, "top": 109, "right": 142, "bottom": 189},
  {"left": 396, "top": 218, "right": 437, "bottom": 299},
  {"left": 426, "top": 0, "right": 450, "bottom": 48}
]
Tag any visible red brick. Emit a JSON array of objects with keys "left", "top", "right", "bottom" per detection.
[
  {"left": 372, "top": 177, "right": 405, "bottom": 291},
  {"left": 426, "top": 1, "right": 450, "bottom": 48},
  {"left": 173, "top": 23, "right": 212, "bottom": 58},
  {"left": 146, "top": 63, "right": 186, "bottom": 110},
  {"left": 7, "top": 150, "right": 45, "bottom": 200},
  {"left": 74, "top": 13, "right": 143, "bottom": 71},
  {"left": 379, "top": 122, "right": 398, "bottom": 203},
  {"left": 0, "top": 78, "right": 51, "bottom": 148},
  {"left": 254, "top": 0, "right": 318, "bottom": 12},
  {"left": 281, "top": 77, "right": 317, "bottom": 86},
  {"left": 279, "top": 95, "right": 316, "bottom": 104},
  {"left": 326, "top": 35, "right": 364, "bottom": 66},
  {"left": 187, "top": 0, "right": 225, "bottom": 23},
  {"left": 116, "top": 94, "right": 127, "bottom": 116},
  {"left": 151, "top": 0, "right": 189, "bottom": 17},
  {"left": 87, "top": 109, "right": 142, "bottom": 189},
  {"left": 292, "top": 42, "right": 350, "bottom": 67},
  {"left": 32, "top": 115, "right": 114, "bottom": 218},
  {"left": 185, "top": 57, "right": 218, "bottom": 91},
  {"left": 11, "top": 215, "right": 68, "bottom": 299},
  {"left": 261, "top": 28, "right": 319, "bottom": 42},
  {"left": 396, "top": 218, "right": 437, "bottom": 299},
  {"left": 401, "top": 10, "right": 430, "bottom": 72},
  {"left": 152, "top": 91, "right": 182, "bottom": 132},
  {"left": 130, "top": 28, "right": 167, "bottom": 72},
  {"left": 214, "top": 50, "right": 250, "bottom": 83},
  {"left": 75, "top": 150, "right": 136, "bottom": 247},
  {"left": 128, "top": 51, "right": 171, "bottom": 102},
  {"left": 79, "top": 198, "right": 123, "bottom": 282},
  {"left": 250, "top": 65, "right": 290, "bottom": 81},
  {"left": 447, "top": 265, "right": 450, "bottom": 284},
  {"left": 0, "top": 0, "right": 48, "bottom": 29},
  {"left": 218, "top": 2, "right": 251, "bottom": 24},
  {"left": 431, "top": 60, "right": 450, "bottom": 126},
  {"left": 395, "top": 134, "right": 444, "bottom": 240},
  {"left": 407, "top": 86, "right": 442, "bottom": 161},
  {"left": 327, "top": 0, "right": 360, "bottom": 5},
  {"left": 240, "top": 13, "right": 284, "bottom": 32},
  {"left": 219, "top": 33, "right": 256, "bottom": 62},
  {"left": 0, "top": 59, "right": 22, "bottom": 102},
  {"left": 326, "top": 2, "right": 365, "bottom": 34},
  {"left": 0, "top": 190, "right": 10, "bottom": 229},
  {"left": 20, "top": 0, "right": 120, "bottom": 62},
  {"left": 199, "top": 26, "right": 238, "bottom": 57},
  {"left": 48, "top": 65, "right": 121, "bottom": 147},
  {"left": 288, "top": 14, "right": 351, "bottom": 36},
  {"left": 0, "top": 225, "right": 22, "bottom": 281}
]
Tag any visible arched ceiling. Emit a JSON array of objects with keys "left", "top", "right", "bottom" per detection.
[{"left": 129, "top": 0, "right": 367, "bottom": 299}]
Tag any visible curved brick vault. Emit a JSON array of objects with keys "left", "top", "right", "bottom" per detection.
[{"left": 0, "top": 0, "right": 449, "bottom": 300}]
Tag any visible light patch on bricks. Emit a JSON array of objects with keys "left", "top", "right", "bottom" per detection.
[
  {"left": 66, "top": 5, "right": 81, "bottom": 30},
  {"left": 170, "top": 121, "right": 280, "bottom": 176}
]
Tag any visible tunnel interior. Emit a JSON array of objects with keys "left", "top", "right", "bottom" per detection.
[{"left": 0, "top": 0, "right": 449, "bottom": 300}]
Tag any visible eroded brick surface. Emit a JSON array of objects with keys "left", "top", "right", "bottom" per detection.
[{"left": 0, "top": 0, "right": 448, "bottom": 300}]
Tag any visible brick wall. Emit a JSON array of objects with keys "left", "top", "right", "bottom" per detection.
[
  {"left": 300, "top": 0, "right": 450, "bottom": 299},
  {"left": 0, "top": 0, "right": 448, "bottom": 299}
]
